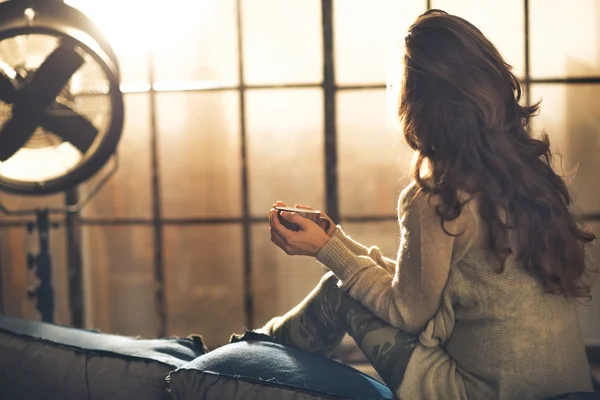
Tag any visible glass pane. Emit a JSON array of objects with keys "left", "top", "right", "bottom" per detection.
[
  {"left": 81, "top": 93, "right": 152, "bottom": 219},
  {"left": 241, "top": 0, "right": 322, "bottom": 84},
  {"left": 529, "top": 84, "right": 600, "bottom": 213},
  {"left": 66, "top": 0, "right": 150, "bottom": 86},
  {"left": 0, "top": 193, "right": 65, "bottom": 222},
  {"left": 157, "top": 91, "right": 242, "bottom": 219},
  {"left": 247, "top": 89, "right": 324, "bottom": 217},
  {"left": 251, "top": 223, "right": 326, "bottom": 328},
  {"left": 334, "top": 0, "right": 427, "bottom": 84},
  {"left": 164, "top": 225, "right": 244, "bottom": 348},
  {"left": 0, "top": 225, "right": 70, "bottom": 324},
  {"left": 337, "top": 90, "right": 413, "bottom": 217},
  {"left": 116, "top": 50, "right": 150, "bottom": 89},
  {"left": 530, "top": 0, "right": 600, "bottom": 78},
  {"left": 579, "top": 222, "right": 600, "bottom": 346},
  {"left": 338, "top": 221, "right": 400, "bottom": 259},
  {"left": 152, "top": 0, "right": 239, "bottom": 85},
  {"left": 431, "top": 0, "right": 525, "bottom": 78},
  {"left": 82, "top": 226, "right": 156, "bottom": 337}
]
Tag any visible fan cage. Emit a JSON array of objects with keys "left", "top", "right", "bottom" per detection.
[{"left": 0, "top": 17, "right": 123, "bottom": 195}]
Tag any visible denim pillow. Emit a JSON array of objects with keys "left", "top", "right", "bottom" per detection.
[{"left": 168, "top": 331, "right": 394, "bottom": 400}]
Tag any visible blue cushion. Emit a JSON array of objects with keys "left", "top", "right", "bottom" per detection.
[
  {"left": 169, "top": 331, "right": 395, "bottom": 400},
  {"left": 0, "top": 315, "right": 206, "bottom": 400}
]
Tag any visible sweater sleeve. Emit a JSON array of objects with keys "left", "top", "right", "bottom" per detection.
[
  {"left": 328, "top": 226, "right": 397, "bottom": 274},
  {"left": 316, "top": 187, "right": 476, "bottom": 334}
]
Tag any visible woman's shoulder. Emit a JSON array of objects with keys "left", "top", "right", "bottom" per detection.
[
  {"left": 399, "top": 181, "right": 476, "bottom": 210},
  {"left": 397, "top": 180, "right": 438, "bottom": 213},
  {"left": 398, "top": 181, "right": 480, "bottom": 236},
  {"left": 398, "top": 181, "right": 420, "bottom": 210}
]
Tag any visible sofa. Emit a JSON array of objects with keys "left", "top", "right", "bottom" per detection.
[
  {"left": 0, "top": 315, "right": 598, "bottom": 399},
  {"left": 0, "top": 316, "right": 395, "bottom": 399}
]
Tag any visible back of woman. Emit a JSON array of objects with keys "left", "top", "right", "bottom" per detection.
[
  {"left": 397, "top": 9, "right": 596, "bottom": 399},
  {"left": 442, "top": 197, "right": 591, "bottom": 398}
]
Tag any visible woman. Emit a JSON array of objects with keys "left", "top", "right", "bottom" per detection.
[{"left": 263, "top": 9, "right": 596, "bottom": 400}]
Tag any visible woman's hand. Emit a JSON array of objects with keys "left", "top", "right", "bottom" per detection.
[
  {"left": 273, "top": 202, "right": 337, "bottom": 237},
  {"left": 269, "top": 201, "right": 332, "bottom": 257},
  {"left": 293, "top": 204, "right": 337, "bottom": 237}
]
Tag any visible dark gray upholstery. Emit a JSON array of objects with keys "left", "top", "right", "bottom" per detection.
[{"left": 0, "top": 315, "right": 206, "bottom": 400}]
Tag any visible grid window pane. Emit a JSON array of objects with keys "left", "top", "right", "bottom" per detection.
[
  {"left": 81, "top": 93, "right": 152, "bottom": 219},
  {"left": 0, "top": 226, "right": 69, "bottom": 324},
  {"left": 334, "top": 0, "right": 427, "bottom": 84},
  {"left": 530, "top": 84, "right": 600, "bottom": 213},
  {"left": 530, "top": 0, "right": 600, "bottom": 78},
  {"left": 241, "top": 0, "right": 322, "bottom": 85},
  {"left": 337, "top": 90, "right": 413, "bottom": 217},
  {"left": 152, "top": 0, "right": 239, "bottom": 85},
  {"left": 431, "top": 0, "right": 525, "bottom": 78},
  {"left": 246, "top": 89, "right": 325, "bottom": 217},
  {"left": 164, "top": 225, "right": 244, "bottom": 348},
  {"left": 157, "top": 91, "right": 242, "bottom": 219},
  {"left": 251, "top": 223, "right": 326, "bottom": 328},
  {"left": 579, "top": 222, "right": 600, "bottom": 346},
  {"left": 82, "top": 226, "right": 156, "bottom": 337}
]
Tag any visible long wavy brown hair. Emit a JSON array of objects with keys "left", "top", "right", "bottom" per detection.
[{"left": 399, "top": 9, "right": 596, "bottom": 299}]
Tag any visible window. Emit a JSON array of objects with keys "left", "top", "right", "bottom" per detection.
[{"left": 1, "top": 0, "right": 598, "bottom": 349}]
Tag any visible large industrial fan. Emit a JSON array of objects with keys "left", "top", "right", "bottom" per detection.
[
  {"left": 0, "top": 0, "right": 123, "bottom": 194},
  {"left": 0, "top": 0, "right": 124, "bottom": 322}
]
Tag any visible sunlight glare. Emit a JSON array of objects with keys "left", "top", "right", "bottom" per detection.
[{"left": 65, "top": 0, "right": 207, "bottom": 51}]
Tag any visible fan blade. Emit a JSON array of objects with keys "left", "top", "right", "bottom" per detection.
[
  {"left": 0, "top": 43, "right": 85, "bottom": 162},
  {"left": 0, "top": 67, "right": 18, "bottom": 104},
  {"left": 26, "top": 43, "right": 85, "bottom": 109},
  {"left": 41, "top": 105, "right": 98, "bottom": 153},
  {"left": 0, "top": 114, "right": 39, "bottom": 161}
]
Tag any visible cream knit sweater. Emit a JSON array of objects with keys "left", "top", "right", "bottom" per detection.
[{"left": 316, "top": 182, "right": 592, "bottom": 399}]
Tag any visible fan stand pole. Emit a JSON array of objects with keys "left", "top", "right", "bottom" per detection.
[
  {"left": 27, "top": 209, "right": 55, "bottom": 323},
  {"left": 0, "top": 158, "right": 119, "bottom": 325}
]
